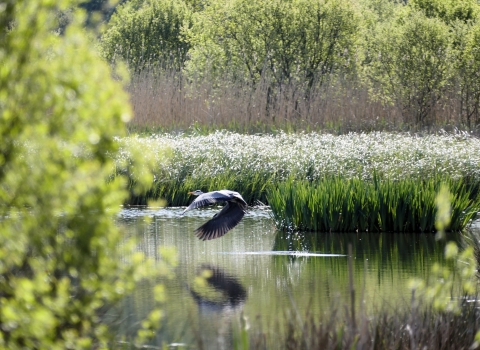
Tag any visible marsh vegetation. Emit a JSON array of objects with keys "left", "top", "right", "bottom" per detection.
[
  {"left": 116, "top": 132, "right": 480, "bottom": 232},
  {"left": 3, "top": 0, "right": 480, "bottom": 348},
  {"left": 100, "top": 0, "right": 480, "bottom": 133}
]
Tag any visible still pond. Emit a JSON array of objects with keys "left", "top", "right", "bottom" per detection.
[{"left": 113, "top": 206, "right": 473, "bottom": 348}]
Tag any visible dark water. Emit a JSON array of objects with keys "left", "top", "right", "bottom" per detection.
[{"left": 115, "top": 206, "right": 468, "bottom": 349}]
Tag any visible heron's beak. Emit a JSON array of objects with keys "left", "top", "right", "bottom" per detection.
[{"left": 188, "top": 191, "right": 194, "bottom": 195}]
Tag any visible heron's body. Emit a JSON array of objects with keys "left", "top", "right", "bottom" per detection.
[{"left": 183, "top": 190, "right": 248, "bottom": 240}]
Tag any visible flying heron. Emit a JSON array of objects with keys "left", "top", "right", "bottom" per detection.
[{"left": 182, "top": 190, "right": 248, "bottom": 240}]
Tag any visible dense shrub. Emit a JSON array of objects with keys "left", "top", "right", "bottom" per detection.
[
  {"left": 100, "top": 0, "right": 192, "bottom": 71},
  {"left": 365, "top": 9, "right": 452, "bottom": 125},
  {"left": 409, "top": 0, "right": 479, "bottom": 24},
  {"left": 0, "top": 1, "right": 171, "bottom": 348},
  {"left": 184, "top": 0, "right": 359, "bottom": 96},
  {"left": 456, "top": 20, "right": 480, "bottom": 128}
]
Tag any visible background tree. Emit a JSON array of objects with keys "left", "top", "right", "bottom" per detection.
[
  {"left": 98, "top": 0, "right": 480, "bottom": 130},
  {"left": 409, "top": 0, "right": 479, "bottom": 24},
  {"left": 365, "top": 9, "right": 452, "bottom": 125},
  {"left": 100, "top": 0, "right": 193, "bottom": 72},
  {"left": 0, "top": 1, "right": 171, "bottom": 348},
  {"left": 184, "top": 0, "right": 359, "bottom": 117},
  {"left": 456, "top": 20, "right": 480, "bottom": 128}
]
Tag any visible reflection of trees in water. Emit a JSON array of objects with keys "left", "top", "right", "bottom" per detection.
[
  {"left": 272, "top": 230, "right": 450, "bottom": 268},
  {"left": 461, "top": 227, "right": 480, "bottom": 277},
  {"left": 187, "top": 264, "right": 247, "bottom": 350}
]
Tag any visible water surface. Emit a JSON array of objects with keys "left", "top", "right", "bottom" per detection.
[{"left": 116, "top": 206, "right": 459, "bottom": 348}]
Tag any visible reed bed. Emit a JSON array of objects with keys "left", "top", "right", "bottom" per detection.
[
  {"left": 126, "top": 70, "right": 467, "bottom": 135},
  {"left": 128, "top": 71, "right": 408, "bottom": 135},
  {"left": 242, "top": 288, "right": 480, "bottom": 349},
  {"left": 115, "top": 131, "right": 480, "bottom": 208},
  {"left": 268, "top": 176, "right": 480, "bottom": 233}
]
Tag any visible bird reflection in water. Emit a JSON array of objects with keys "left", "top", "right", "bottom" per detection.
[
  {"left": 189, "top": 263, "right": 247, "bottom": 312},
  {"left": 187, "top": 264, "right": 247, "bottom": 350}
]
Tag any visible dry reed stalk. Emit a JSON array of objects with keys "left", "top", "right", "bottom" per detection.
[
  {"left": 248, "top": 297, "right": 480, "bottom": 349},
  {"left": 126, "top": 70, "right": 470, "bottom": 134}
]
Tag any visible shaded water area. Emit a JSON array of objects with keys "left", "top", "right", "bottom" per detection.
[{"left": 115, "top": 206, "right": 465, "bottom": 349}]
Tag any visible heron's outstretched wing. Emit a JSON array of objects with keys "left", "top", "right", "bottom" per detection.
[
  {"left": 182, "top": 191, "right": 233, "bottom": 214},
  {"left": 195, "top": 202, "right": 246, "bottom": 240}
]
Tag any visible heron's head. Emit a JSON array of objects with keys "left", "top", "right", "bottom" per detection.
[{"left": 188, "top": 190, "right": 204, "bottom": 196}]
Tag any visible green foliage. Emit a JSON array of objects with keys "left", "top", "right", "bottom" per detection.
[
  {"left": 358, "top": 0, "right": 400, "bottom": 25},
  {"left": 455, "top": 20, "right": 480, "bottom": 128},
  {"left": 365, "top": 9, "right": 452, "bottom": 124},
  {"left": 0, "top": 1, "right": 173, "bottom": 348},
  {"left": 409, "top": 0, "right": 480, "bottom": 24},
  {"left": 100, "top": 0, "right": 192, "bottom": 71},
  {"left": 410, "top": 187, "right": 478, "bottom": 315},
  {"left": 360, "top": 0, "right": 480, "bottom": 127},
  {"left": 184, "top": 0, "right": 359, "bottom": 90},
  {"left": 267, "top": 177, "right": 480, "bottom": 233}
]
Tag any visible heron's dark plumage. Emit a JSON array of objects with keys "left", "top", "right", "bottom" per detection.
[
  {"left": 189, "top": 264, "right": 247, "bottom": 308},
  {"left": 183, "top": 190, "right": 247, "bottom": 240}
]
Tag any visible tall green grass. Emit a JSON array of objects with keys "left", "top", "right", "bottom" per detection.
[{"left": 268, "top": 176, "right": 480, "bottom": 232}]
